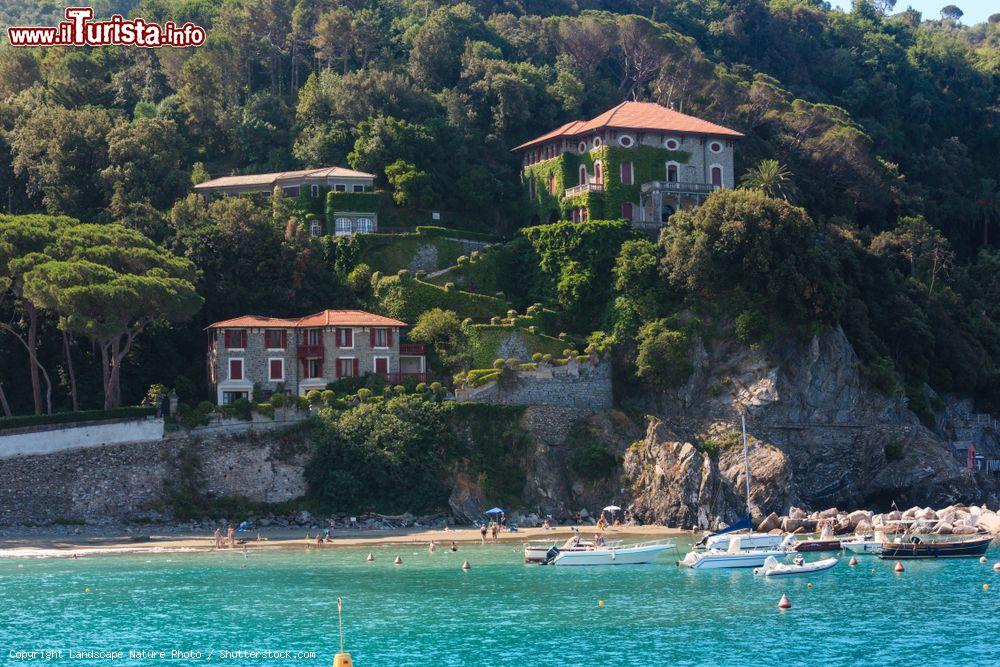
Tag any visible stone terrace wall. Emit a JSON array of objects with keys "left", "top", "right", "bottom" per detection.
[
  {"left": 458, "top": 359, "right": 613, "bottom": 410},
  {"left": 0, "top": 426, "right": 312, "bottom": 526}
]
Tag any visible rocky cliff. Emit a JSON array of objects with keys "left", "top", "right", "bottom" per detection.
[{"left": 618, "top": 325, "right": 984, "bottom": 528}]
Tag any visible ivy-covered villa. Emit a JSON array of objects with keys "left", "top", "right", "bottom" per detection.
[
  {"left": 515, "top": 102, "right": 743, "bottom": 228},
  {"left": 193, "top": 166, "right": 380, "bottom": 236}
]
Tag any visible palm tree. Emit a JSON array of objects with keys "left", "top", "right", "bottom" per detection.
[{"left": 740, "top": 159, "right": 795, "bottom": 201}]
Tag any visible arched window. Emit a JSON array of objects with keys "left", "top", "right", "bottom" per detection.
[
  {"left": 620, "top": 161, "right": 633, "bottom": 185},
  {"left": 335, "top": 217, "right": 352, "bottom": 236},
  {"left": 579, "top": 165, "right": 587, "bottom": 186},
  {"left": 710, "top": 166, "right": 723, "bottom": 186},
  {"left": 594, "top": 161, "right": 603, "bottom": 185},
  {"left": 355, "top": 217, "right": 374, "bottom": 233},
  {"left": 666, "top": 163, "right": 679, "bottom": 183}
]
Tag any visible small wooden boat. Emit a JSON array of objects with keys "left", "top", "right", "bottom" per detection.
[
  {"left": 880, "top": 535, "right": 993, "bottom": 559},
  {"left": 754, "top": 555, "right": 838, "bottom": 577},
  {"left": 794, "top": 539, "right": 842, "bottom": 552}
]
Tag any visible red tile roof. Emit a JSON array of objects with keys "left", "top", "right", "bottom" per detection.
[
  {"left": 207, "top": 310, "right": 406, "bottom": 329},
  {"left": 514, "top": 101, "right": 743, "bottom": 151}
]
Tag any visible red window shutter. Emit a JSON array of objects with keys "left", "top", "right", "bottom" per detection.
[
  {"left": 281, "top": 331, "right": 287, "bottom": 348},
  {"left": 231, "top": 359, "right": 243, "bottom": 380},
  {"left": 621, "top": 203, "right": 633, "bottom": 221},
  {"left": 224, "top": 331, "right": 230, "bottom": 348},
  {"left": 270, "top": 359, "right": 282, "bottom": 380},
  {"left": 370, "top": 329, "right": 376, "bottom": 346},
  {"left": 352, "top": 359, "right": 359, "bottom": 377},
  {"left": 387, "top": 328, "right": 393, "bottom": 347},
  {"left": 346, "top": 328, "right": 352, "bottom": 347}
]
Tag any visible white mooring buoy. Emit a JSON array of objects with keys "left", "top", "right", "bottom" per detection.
[
  {"left": 394, "top": 555, "right": 402, "bottom": 565},
  {"left": 849, "top": 555, "right": 858, "bottom": 567},
  {"left": 461, "top": 560, "right": 470, "bottom": 571},
  {"left": 777, "top": 594, "right": 792, "bottom": 610},
  {"left": 366, "top": 553, "right": 375, "bottom": 562}
]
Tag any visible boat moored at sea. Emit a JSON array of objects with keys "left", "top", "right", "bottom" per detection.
[
  {"left": 879, "top": 535, "right": 993, "bottom": 559},
  {"left": 681, "top": 535, "right": 795, "bottom": 570},
  {"left": 753, "top": 555, "right": 839, "bottom": 577},
  {"left": 524, "top": 535, "right": 621, "bottom": 563},
  {"left": 841, "top": 532, "right": 887, "bottom": 555},
  {"left": 548, "top": 541, "right": 676, "bottom": 566}
]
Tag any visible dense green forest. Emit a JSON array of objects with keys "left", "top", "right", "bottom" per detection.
[{"left": 0, "top": 0, "right": 998, "bottom": 420}]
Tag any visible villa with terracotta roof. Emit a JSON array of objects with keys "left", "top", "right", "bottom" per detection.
[
  {"left": 514, "top": 101, "right": 743, "bottom": 228},
  {"left": 193, "top": 166, "right": 380, "bottom": 237},
  {"left": 206, "top": 309, "right": 425, "bottom": 403}
]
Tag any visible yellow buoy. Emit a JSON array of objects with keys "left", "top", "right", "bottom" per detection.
[
  {"left": 333, "top": 653, "right": 353, "bottom": 667},
  {"left": 394, "top": 555, "right": 402, "bottom": 565},
  {"left": 777, "top": 593, "right": 792, "bottom": 609},
  {"left": 807, "top": 583, "right": 813, "bottom": 589},
  {"left": 333, "top": 597, "right": 352, "bottom": 666},
  {"left": 894, "top": 561, "right": 904, "bottom": 573},
  {"left": 598, "top": 600, "right": 605, "bottom": 607},
  {"left": 849, "top": 556, "right": 858, "bottom": 567},
  {"left": 984, "top": 583, "right": 990, "bottom": 591},
  {"left": 85, "top": 587, "right": 91, "bottom": 593}
]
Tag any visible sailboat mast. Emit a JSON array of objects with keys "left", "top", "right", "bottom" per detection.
[{"left": 741, "top": 412, "right": 751, "bottom": 516}]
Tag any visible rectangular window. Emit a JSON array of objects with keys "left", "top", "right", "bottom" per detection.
[
  {"left": 311, "top": 184, "right": 319, "bottom": 197},
  {"left": 306, "top": 329, "right": 322, "bottom": 345},
  {"left": 229, "top": 358, "right": 243, "bottom": 381},
  {"left": 268, "top": 358, "right": 284, "bottom": 381},
  {"left": 621, "top": 203, "right": 633, "bottom": 222},
  {"left": 222, "top": 391, "right": 247, "bottom": 405},
  {"left": 264, "top": 330, "right": 286, "bottom": 349},
  {"left": 334, "top": 184, "right": 346, "bottom": 192},
  {"left": 224, "top": 330, "right": 247, "bottom": 349},
  {"left": 373, "top": 328, "right": 388, "bottom": 348},
  {"left": 353, "top": 184, "right": 365, "bottom": 193},
  {"left": 336, "top": 327, "right": 353, "bottom": 348},
  {"left": 337, "top": 358, "right": 356, "bottom": 377},
  {"left": 620, "top": 162, "right": 633, "bottom": 185},
  {"left": 335, "top": 218, "right": 352, "bottom": 236},
  {"left": 282, "top": 186, "right": 300, "bottom": 197},
  {"left": 304, "top": 358, "right": 323, "bottom": 379}
]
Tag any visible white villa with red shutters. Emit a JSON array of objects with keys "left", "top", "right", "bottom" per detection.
[{"left": 206, "top": 310, "right": 426, "bottom": 403}]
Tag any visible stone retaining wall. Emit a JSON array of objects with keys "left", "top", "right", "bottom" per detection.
[
  {"left": 0, "top": 417, "right": 165, "bottom": 459},
  {"left": 457, "top": 359, "right": 613, "bottom": 410},
  {"left": 0, "top": 426, "right": 312, "bottom": 526}
]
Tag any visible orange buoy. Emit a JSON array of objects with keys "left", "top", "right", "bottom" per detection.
[
  {"left": 333, "top": 653, "right": 353, "bottom": 667},
  {"left": 366, "top": 553, "right": 374, "bottom": 562},
  {"left": 461, "top": 560, "right": 470, "bottom": 570},
  {"left": 849, "top": 556, "right": 858, "bottom": 567},
  {"left": 777, "top": 593, "right": 792, "bottom": 609},
  {"left": 894, "top": 561, "right": 904, "bottom": 573},
  {"left": 394, "top": 555, "right": 402, "bottom": 565}
]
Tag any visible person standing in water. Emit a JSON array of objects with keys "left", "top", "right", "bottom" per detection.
[
  {"left": 450, "top": 541, "right": 458, "bottom": 552},
  {"left": 491, "top": 521, "right": 498, "bottom": 544},
  {"left": 480, "top": 523, "right": 488, "bottom": 545}
]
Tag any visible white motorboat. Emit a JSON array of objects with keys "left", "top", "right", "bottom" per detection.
[
  {"left": 524, "top": 535, "right": 622, "bottom": 563},
  {"left": 550, "top": 541, "right": 674, "bottom": 566},
  {"left": 841, "top": 531, "right": 886, "bottom": 555},
  {"left": 753, "top": 555, "right": 838, "bottom": 577},
  {"left": 681, "top": 535, "right": 794, "bottom": 570},
  {"left": 702, "top": 532, "right": 785, "bottom": 551}
]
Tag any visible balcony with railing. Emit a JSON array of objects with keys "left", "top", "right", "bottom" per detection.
[
  {"left": 297, "top": 344, "right": 324, "bottom": 358},
  {"left": 564, "top": 182, "right": 604, "bottom": 197},
  {"left": 641, "top": 181, "right": 720, "bottom": 195},
  {"left": 399, "top": 343, "right": 425, "bottom": 356},
  {"left": 381, "top": 372, "right": 428, "bottom": 384}
]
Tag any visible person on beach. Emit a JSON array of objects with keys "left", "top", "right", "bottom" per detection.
[
  {"left": 213, "top": 528, "right": 222, "bottom": 549},
  {"left": 480, "top": 523, "right": 488, "bottom": 544},
  {"left": 491, "top": 522, "right": 498, "bottom": 544},
  {"left": 226, "top": 525, "right": 235, "bottom": 547},
  {"left": 316, "top": 533, "right": 324, "bottom": 545}
]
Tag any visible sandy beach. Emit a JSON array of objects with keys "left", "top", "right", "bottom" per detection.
[{"left": 0, "top": 524, "right": 690, "bottom": 558}]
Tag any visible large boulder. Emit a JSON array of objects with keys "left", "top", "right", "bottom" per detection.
[
  {"left": 977, "top": 511, "right": 1000, "bottom": 534},
  {"left": 789, "top": 506, "right": 808, "bottom": 520},
  {"left": 933, "top": 522, "right": 953, "bottom": 535},
  {"left": 758, "top": 512, "right": 782, "bottom": 532},
  {"left": 952, "top": 524, "right": 980, "bottom": 535},
  {"left": 818, "top": 507, "right": 839, "bottom": 519},
  {"left": 916, "top": 507, "right": 938, "bottom": 521}
]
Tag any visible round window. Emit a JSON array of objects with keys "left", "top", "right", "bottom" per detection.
[
  {"left": 618, "top": 135, "right": 634, "bottom": 148},
  {"left": 665, "top": 138, "right": 680, "bottom": 150},
  {"left": 709, "top": 141, "right": 723, "bottom": 153},
  {"left": 578, "top": 141, "right": 587, "bottom": 153},
  {"left": 593, "top": 136, "right": 602, "bottom": 148}
]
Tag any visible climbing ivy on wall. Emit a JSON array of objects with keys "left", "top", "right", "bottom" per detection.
[{"left": 521, "top": 145, "right": 692, "bottom": 222}]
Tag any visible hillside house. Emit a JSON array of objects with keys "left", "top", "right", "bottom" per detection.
[
  {"left": 514, "top": 101, "right": 743, "bottom": 229},
  {"left": 206, "top": 309, "right": 426, "bottom": 403},
  {"left": 193, "top": 166, "right": 380, "bottom": 236}
]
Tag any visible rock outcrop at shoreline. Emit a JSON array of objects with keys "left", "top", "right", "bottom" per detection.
[
  {"left": 617, "top": 325, "right": 988, "bottom": 528},
  {"left": 755, "top": 504, "right": 1000, "bottom": 535}
]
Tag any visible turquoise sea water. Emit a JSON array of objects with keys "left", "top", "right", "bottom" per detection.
[{"left": 1, "top": 538, "right": 997, "bottom": 666}]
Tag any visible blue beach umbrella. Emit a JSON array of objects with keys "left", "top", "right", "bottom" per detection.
[{"left": 484, "top": 507, "right": 506, "bottom": 515}]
